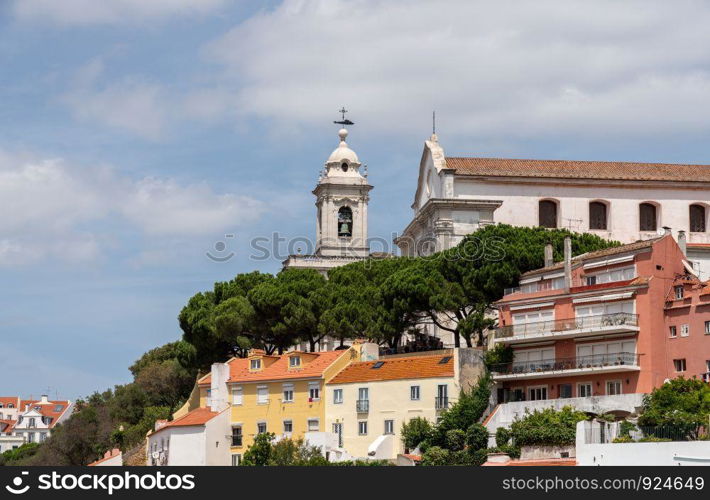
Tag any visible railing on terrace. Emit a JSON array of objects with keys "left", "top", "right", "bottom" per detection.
[
  {"left": 490, "top": 352, "right": 640, "bottom": 376},
  {"left": 495, "top": 312, "right": 638, "bottom": 339},
  {"left": 434, "top": 397, "right": 450, "bottom": 410},
  {"left": 356, "top": 400, "right": 369, "bottom": 413}
]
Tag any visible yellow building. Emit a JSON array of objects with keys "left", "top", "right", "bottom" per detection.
[
  {"left": 197, "top": 345, "right": 372, "bottom": 464},
  {"left": 326, "top": 348, "right": 485, "bottom": 460}
]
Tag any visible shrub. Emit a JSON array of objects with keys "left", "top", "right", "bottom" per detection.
[
  {"left": 484, "top": 344, "right": 514, "bottom": 369},
  {"left": 612, "top": 435, "right": 634, "bottom": 443},
  {"left": 638, "top": 377, "right": 710, "bottom": 428},
  {"left": 510, "top": 406, "right": 588, "bottom": 446},
  {"left": 486, "top": 444, "right": 521, "bottom": 459},
  {"left": 241, "top": 432, "right": 275, "bottom": 466},
  {"left": 430, "top": 374, "right": 491, "bottom": 447},
  {"left": 446, "top": 429, "right": 466, "bottom": 451},
  {"left": 332, "top": 459, "right": 392, "bottom": 466},
  {"left": 619, "top": 420, "right": 637, "bottom": 438},
  {"left": 495, "top": 427, "right": 511, "bottom": 447},
  {"left": 421, "top": 446, "right": 451, "bottom": 466},
  {"left": 465, "top": 424, "right": 489, "bottom": 451},
  {"left": 401, "top": 417, "right": 434, "bottom": 451},
  {"left": 638, "top": 436, "right": 672, "bottom": 443}
]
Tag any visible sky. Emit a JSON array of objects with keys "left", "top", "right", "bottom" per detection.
[{"left": 3, "top": 0, "right": 710, "bottom": 400}]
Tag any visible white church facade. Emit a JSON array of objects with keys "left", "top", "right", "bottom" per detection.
[{"left": 396, "top": 133, "right": 710, "bottom": 279}]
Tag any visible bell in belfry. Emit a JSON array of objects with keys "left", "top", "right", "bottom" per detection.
[{"left": 340, "top": 222, "right": 350, "bottom": 234}]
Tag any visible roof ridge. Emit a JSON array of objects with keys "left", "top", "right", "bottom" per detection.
[{"left": 446, "top": 156, "right": 710, "bottom": 168}]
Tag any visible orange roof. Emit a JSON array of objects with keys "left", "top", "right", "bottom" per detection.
[
  {"left": 327, "top": 354, "right": 454, "bottom": 385},
  {"left": 150, "top": 407, "right": 220, "bottom": 436},
  {"left": 0, "top": 397, "right": 19, "bottom": 408},
  {"left": 0, "top": 419, "right": 16, "bottom": 435},
  {"left": 445, "top": 157, "right": 710, "bottom": 183},
  {"left": 483, "top": 458, "right": 577, "bottom": 466},
  {"left": 88, "top": 448, "right": 121, "bottom": 466},
  {"left": 19, "top": 400, "right": 71, "bottom": 428},
  {"left": 199, "top": 350, "right": 350, "bottom": 385}
]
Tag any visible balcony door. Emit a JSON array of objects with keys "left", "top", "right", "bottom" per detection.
[
  {"left": 514, "top": 348, "right": 554, "bottom": 372},
  {"left": 358, "top": 387, "right": 369, "bottom": 401},
  {"left": 528, "top": 386, "right": 548, "bottom": 401},
  {"left": 512, "top": 309, "right": 554, "bottom": 335}
]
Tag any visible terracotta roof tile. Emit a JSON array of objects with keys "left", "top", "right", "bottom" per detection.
[
  {"left": 483, "top": 458, "right": 577, "bottom": 466},
  {"left": 327, "top": 354, "right": 454, "bottom": 385},
  {"left": 199, "top": 350, "right": 350, "bottom": 385},
  {"left": 520, "top": 237, "right": 661, "bottom": 278},
  {"left": 19, "top": 400, "right": 71, "bottom": 428},
  {"left": 150, "top": 407, "right": 219, "bottom": 436},
  {"left": 445, "top": 157, "right": 710, "bottom": 183}
]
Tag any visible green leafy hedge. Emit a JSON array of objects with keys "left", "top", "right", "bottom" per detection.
[{"left": 510, "top": 406, "right": 588, "bottom": 446}]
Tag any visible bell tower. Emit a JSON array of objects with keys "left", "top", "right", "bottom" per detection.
[{"left": 313, "top": 124, "right": 372, "bottom": 258}]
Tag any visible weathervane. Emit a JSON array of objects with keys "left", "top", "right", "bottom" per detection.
[{"left": 333, "top": 106, "right": 354, "bottom": 126}]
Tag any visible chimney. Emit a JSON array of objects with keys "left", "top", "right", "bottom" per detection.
[
  {"left": 663, "top": 226, "right": 672, "bottom": 236},
  {"left": 40, "top": 395, "right": 49, "bottom": 404},
  {"left": 209, "top": 362, "right": 230, "bottom": 412},
  {"left": 544, "top": 244, "right": 554, "bottom": 268},
  {"left": 678, "top": 230, "right": 687, "bottom": 256},
  {"left": 564, "top": 237, "right": 572, "bottom": 292}
]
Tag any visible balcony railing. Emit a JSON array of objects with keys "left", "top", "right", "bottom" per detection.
[
  {"left": 495, "top": 312, "right": 638, "bottom": 340},
  {"left": 356, "top": 400, "right": 369, "bottom": 413},
  {"left": 231, "top": 435, "right": 242, "bottom": 447},
  {"left": 434, "top": 397, "right": 449, "bottom": 410},
  {"left": 490, "top": 352, "right": 640, "bottom": 376}
]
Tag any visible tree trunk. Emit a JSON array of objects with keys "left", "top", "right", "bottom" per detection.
[{"left": 309, "top": 339, "right": 317, "bottom": 352}]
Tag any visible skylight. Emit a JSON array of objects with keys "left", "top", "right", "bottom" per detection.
[
  {"left": 372, "top": 361, "right": 385, "bottom": 369},
  {"left": 439, "top": 356, "right": 452, "bottom": 364}
]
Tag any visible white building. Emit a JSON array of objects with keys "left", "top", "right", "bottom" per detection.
[
  {"left": 146, "top": 407, "right": 231, "bottom": 466},
  {"left": 283, "top": 126, "right": 382, "bottom": 274},
  {"left": 9, "top": 396, "right": 73, "bottom": 447},
  {"left": 396, "top": 133, "right": 710, "bottom": 278}
]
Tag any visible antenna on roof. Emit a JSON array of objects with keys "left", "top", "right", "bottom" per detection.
[
  {"left": 432, "top": 110, "right": 436, "bottom": 135},
  {"left": 333, "top": 107, "right": 354, "bottom": 126}
]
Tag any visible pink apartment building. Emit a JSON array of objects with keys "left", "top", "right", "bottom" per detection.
[{"left": 489, "top": 231, "right": 710, "bottom": 415}]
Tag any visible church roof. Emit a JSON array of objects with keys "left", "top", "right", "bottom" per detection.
[{"left": 445, "top": 157, "right": 710, "bottom": 183}]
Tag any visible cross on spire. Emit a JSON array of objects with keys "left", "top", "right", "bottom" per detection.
[{"left": 333, "top": 106, "right": 354, "bottom": 126}]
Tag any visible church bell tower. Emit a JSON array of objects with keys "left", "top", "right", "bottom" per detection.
[{"left": 313, "top": 126, "right": 372, "bottom": 258}]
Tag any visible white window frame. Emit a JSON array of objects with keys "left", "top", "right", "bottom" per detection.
[
  {"left": 410, "top": 385, "right": 420, "bottom": 401},
  {"left": 577, "top": 382, "right": 593, "bottom": 398},
  {"left": 669, "top": 326, "right": 677, "bottom": 338},
  {"left": 307, "top": 418, "right": 320, "bottom": 432},
  {"left": 257, "top": 386, "right": 269, "bottom": 404},
  {"left": 528, "top": 385, "right": 548, "bottom": 401},
  {"left": 358, "top": 421, "right": 368, "bottom": 436},
  {"left": 308, "top": 382, "right": 320, "bottom": 401},
  {"left": 289, "top": 356, "right": 301, "bottom": 368},
  {"left": 333, "top": 389, "right": 343, "bottom": 404},
  {"left": 681, "top": 324, "right": 690, "bottom": 337},
  {"left": 232, "top": 386, "right": 243, "bottom": 405},
  {"left": 257, "top": 421, "right": 267, "bottom": 434},
  {"left": 283, "top": 420, "right": 293, "bottom": 434},
  {"left": 250, "top": 359, "right": 261, "bottom": 370},
  {"left": 673, "top": 359, "right": 687, "bottom": 372},
  {"left": 675, "top": 285, "right": 684, "bottom": 300},
  {"left": 231, "top": 454, "right": 241, "bottom": 466},
  {"left": 705, "top": 321, "right": 710, "bottom": 335},
  {"left": 384, "top": 419, "right": 394, "bottom": 435},
  {"left": 606, "top": 380, "right": 623, "bottom": 395},
  {"left": 282, "top": 383, "right": 294, "bottom": 403}
]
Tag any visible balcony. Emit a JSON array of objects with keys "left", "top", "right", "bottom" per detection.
[
  {"left": 494, "top": 312, "right": 639, "bottom": 345},
  {"left": 356, "top": 400, "right": 369, "bottom": 413},
  {"left": 490, "top": 352, "right": 640, "bottom": 381},
  {"left": 434, "top": 397, "right": 449, "bottom": 410}
]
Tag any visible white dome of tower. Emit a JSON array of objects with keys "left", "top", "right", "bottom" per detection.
[{"left": 327, "top": 128, "right": 360, "bottom": 164}]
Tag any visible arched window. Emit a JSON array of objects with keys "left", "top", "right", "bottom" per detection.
[
  {"left": 690, "top": 204, "right": 706, "bottom": 232},
  {"left": 589, "top": 201, "right": 608, "bottom": 230},
  {"left": 338, "top": 206, "right": 353, "bottom": 238},
  {"left": 538, "top": 200, "right": 558, "bottom": 228},
  {"left": 341, "top": 162, "right": 348, "bottom": 172},
  {"left": 639, "top": 203, "right": 657, "bottom": 231}
]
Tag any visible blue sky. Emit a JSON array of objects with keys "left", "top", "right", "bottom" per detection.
[{"left": 3, "top": 0, "right": 710, "bottom": 400}]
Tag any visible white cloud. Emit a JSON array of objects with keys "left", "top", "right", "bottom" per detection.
[
  {"left": 13, "top": 0, "right": 228, "bottom": 26},
  {"left": 62, "top": 60, "right": 170, "bottom": 141},
  {"left": 202, "top": 0, "right": 710, "bottom": 140},
  {"left": 0, "top": 151, "right": 264, "bottom": 267}
]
